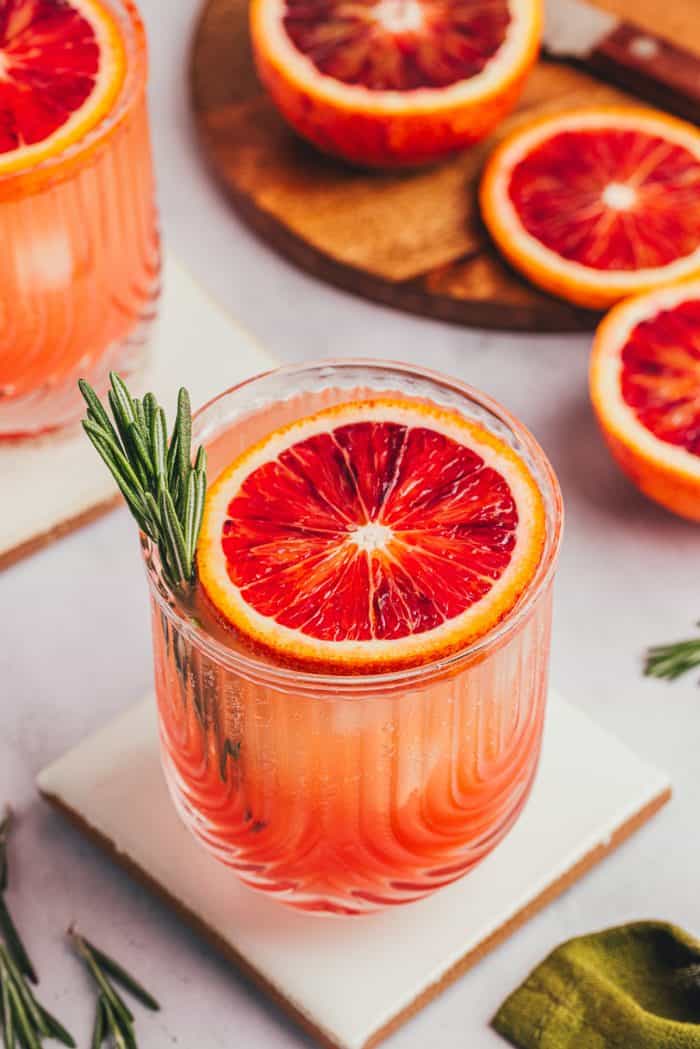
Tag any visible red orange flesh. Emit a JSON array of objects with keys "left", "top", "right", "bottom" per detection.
[
  {"left": 0, "top": 0, "right": 125, "bottom": 175},
  {"left": 250, "top": 0, "right": 542, "bottom": 167},
  {"left": 197, "top": 399, "right": 546, "bottom": 671},
  {"left": 590, "top": 279, "right": 700, "bottom": 520},
  {"left": 481, "top": 107, "right": 700, "bottom": 309}
]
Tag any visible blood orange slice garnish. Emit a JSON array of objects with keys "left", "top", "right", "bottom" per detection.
[
  {"left": 0, "top": 0, "right": 125, "bottom": 175},
  {"left": 197, "top": 399, "right": 546, "bottom": 671},
  {"left": 480, "top": 107, "right": 700, "bottom": 309},
  {"left": 590, "top": 279, "right": 700, "bottom": 521},
  {"left": 250, "top": 0, "right": 541, "bottom": 167}
]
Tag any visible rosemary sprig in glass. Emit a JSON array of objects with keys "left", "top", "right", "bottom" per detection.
[
  {"left": 0, "top": 810, "right": 75, "bottom": 1048},
  {"left": 645, "top": 624, "right": 700, "bottom": 683},
  {"left": 69, "top": 929, "right": 159, "bottom": 1049},
  {"left": 79, "top": 374, "right": 207, "bottom": 591}
]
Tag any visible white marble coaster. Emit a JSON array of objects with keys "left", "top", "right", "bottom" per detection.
[
  {"left": 0, "top": 253, "right": 274, "bottom": 570},
  {"left": 37, "top": 691, "right": 670, "bottom": 1049}
]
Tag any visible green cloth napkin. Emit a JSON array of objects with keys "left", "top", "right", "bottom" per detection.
[{"left": 493, "top": 922, "right": 700, "bottom": 1048}]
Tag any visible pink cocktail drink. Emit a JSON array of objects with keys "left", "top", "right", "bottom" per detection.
[{"left": 145, "top": 361, "right": 563, "bottom": 914}]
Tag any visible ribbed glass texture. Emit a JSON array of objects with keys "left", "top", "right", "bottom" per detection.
[
  {"left": 147, "top": 361, "right": 563, "bottom": 915},
  {"left": 0, "top": 0, "right": 160, "bottom": 437}
]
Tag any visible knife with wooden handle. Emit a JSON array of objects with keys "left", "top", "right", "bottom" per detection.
[{"left": 543, "top": 0, "right": 700, "bottom": 123}]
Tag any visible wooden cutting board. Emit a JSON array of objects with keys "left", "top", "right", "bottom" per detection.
[{"left": 190, "top": 0, "right": 700, "bottom": 332}]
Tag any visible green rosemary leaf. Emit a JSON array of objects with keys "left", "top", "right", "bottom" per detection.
[
  {"left": 132, "top": 399, "right": 147, "bottom": 442},
  {"left": 100, "top": 999, "right": 130, "bottom": 1049},
  {"left": 0, "top": 899, "right": 37, "bottom": 986},
  {"left": 175, "top": 388, "right": 192, "bottom": 493},
  {"left": 645, "top": 630, "right": 700, "bottom": 682},
  {"left": 71, "top": 934, "right": 134, "bottom": 1027},
  {"left": 143, "top": 493, "right": 162, "bottom": 532},
  {"left": 183, "top": 472, "right": 197, "bottom": 568},
  {"left": 81, "top": 940, "right": 159, "bottom": 1013},
  {"left": 140, "top": 394, "right": 156, "bottom": 442},
  {"left": 4, "top": 976, "right": 40, "bottom": 1049},
  {"left": 82, "top": 434, "right": 153, "bottom": 539},
  {"left": 37, "top": 1005, "right": 75, "bottom": 1048},
  {"left": 159, "top": 487, "right": 189, "bottom": 583},
  {"left": 90, "top": 998, "right": 106, "bottom": 1049},
  {"left": 166, "top": 431, "right": 180, "bottom": 493},
  {"left": 81, "top": 419, "right": 125, "bottom": 464},
  {"left": 193, "top": 470, "right": 206, "bottom": 565},
  {"left": 80, "top": 376, "right": 208, "bottom": 592},
  {"left": 151, "top": 408, "right": 168, "bottom": 483},
  {"left": 78, "top": 380, "right": 119, "bottom": 444},
  {"left": 109, "top": 373, "right": 138, "bottom": 431},
  {"left": 125, "top": 422, "right": 153, "bottom": 485},
  {"left": 107, "top": 392, "right": 134, "bottom": 459},
  {"left": 1, "top": 966, "right": 14, "bottom": 1049},
  {"left": 0, "top": 949, "right": 46, "bottom": 1036},
  {"left": 83, "top": 423, "right": 144, "bottom": 498}
]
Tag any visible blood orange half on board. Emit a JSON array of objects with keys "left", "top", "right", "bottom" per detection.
[
  {"left": 250, "top": 0, "right": 541, "bottom": 168},
  {"left": 590, "top": 280, "right": 700, "bottom": 521},
  {"left": 0, "top": 0, "right": 125, "bottom": 176},
  {"left": 197, "top": 399, "right": 546, "bottom": 672},
  {"left": 480, "top": 107, "right": 700, "bottom": 309}
]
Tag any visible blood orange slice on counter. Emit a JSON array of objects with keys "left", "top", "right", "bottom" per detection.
[
  {"left": 250, "top": 0, "right": 541, "bottom": 167},
  {"left": 197, "top": 399, "right": 546, "bottom": 671},
  {"left": 480, "top": 107, "right": 700, "bottom": 309},
  {"left": 590, "top": 280, "right": 700, "bottom": 521},
  {"left": 0, "top": 0, "right": 126, "bottom": 175}
]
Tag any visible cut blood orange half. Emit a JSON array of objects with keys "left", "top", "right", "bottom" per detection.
[
  {"left": 250, "top": 0, "right": 541, "bottom": 167},
  {"left": 197, "top": 399, "right": 546, "bottom": 672},
  {"left": 480, "top": 107, "right": 700, "bottom": 309},
  {"left": 0, "top": 0, "right": 126, "bottom": 176},
  {"left": 590, "top": 279, "right": 700, "bottom": 522}
]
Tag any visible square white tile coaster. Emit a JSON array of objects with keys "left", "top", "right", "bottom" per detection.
[
  {"left": 37, "top": 691, "right": 670, "bottom": 1049},
  {"left": 0, "top": 253, "right": 274, "bottom": 570}
]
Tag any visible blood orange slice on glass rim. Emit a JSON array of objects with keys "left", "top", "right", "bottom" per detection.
[
  {"left": 197, "top": 399, "right": 546, "bottom": 672},
  {"left": 0, "top": 0, "right": 126, "bottom": 176},
  {"left": 250, "top": 0, "right": 542, "bottom": 167},
  {"left": 480, "top": 107, "right": 700, "bottom": 309},
  {"left": 590, "top": 279, "right": 700, "bottom": 522}
]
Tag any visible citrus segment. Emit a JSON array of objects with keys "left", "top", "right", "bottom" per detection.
[
  {"left": 480, "top": 108, "right": 700, "bottom": 309},
  {"left": 0, "top": 0, "right": 126, "bottom": 175},
  {"left": 198, "top": 400, "right": 546, "bottom": 670},
  {"left": 590, "top": 279, "right": 700, "bottom": 521},
  {"left": 250, "top": 0, "right": 541, "bottom": 167},
  {"left": 282, "top": 0, "right": 512, "bottom": 90}
]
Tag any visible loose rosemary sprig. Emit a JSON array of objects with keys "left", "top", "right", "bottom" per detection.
[
  {"left": 69, "top": 930, "right": 159, "bottom": 1048},
  {"left": 0, "top": 811, "right": 75, "bottom": 1048},
  {"left": 79, "top": 374, "right": 207, "bottom": 591},
  {"left": 645, "top": 624, "right": 700, "bottom": 683}
]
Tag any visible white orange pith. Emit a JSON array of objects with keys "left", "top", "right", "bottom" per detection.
[
  {"left": 197, "top": 399, "right": 546, "bottom": 671},
  {"left": 480, "top": 107, "right": 700, "bottom": 309},
  {"left": 0, "top": 0, "right": 126, "bottom": 176},
  {"left": 250, "top": 0, "right": 542, "bottom": 167},
  {"left": 590, "top": 279, "right": 700, "bottom": 521}
]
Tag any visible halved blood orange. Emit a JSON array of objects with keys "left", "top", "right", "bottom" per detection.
[
  {"left": 480, "top": 107, "right": 700, "bottom": 310},
  {"left": 250, "top": 0, "right": 542, "bottom": 168},
  {"left": 590, "top": 280, "right": 700, "bottom": 522},
  {"left": 197, "top": 399, "right": 546, "bottom": 671},
  {"left": 0, "top": 0, "right": 126, "bottom": 176}
]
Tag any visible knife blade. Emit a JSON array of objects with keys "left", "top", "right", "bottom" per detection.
[{"left": 542, "top": 0, "right": 700, "bottom": 123}]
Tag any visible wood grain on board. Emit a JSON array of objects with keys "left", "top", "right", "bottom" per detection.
[{"left": 190, "top": 0, "right": 700, "bottom": 332}]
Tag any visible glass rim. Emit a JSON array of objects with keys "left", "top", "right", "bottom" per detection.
[
  {"left": 144, "top": 358, "right": 564, "bottom": 695},
  {"left": 0, "top": 0, "right": 147, "bottom": 188}
]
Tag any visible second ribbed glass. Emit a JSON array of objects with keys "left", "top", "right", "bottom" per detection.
[
  {"left": 146, "top": 361, "right": 563, "bottom": 915},
  {"left": 0, "top": 0, "right": 160, "bottom": 438}
]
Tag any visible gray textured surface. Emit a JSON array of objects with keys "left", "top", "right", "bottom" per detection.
[{"left": 2, "top": 2, "right": 699, "bottom": 1046}]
